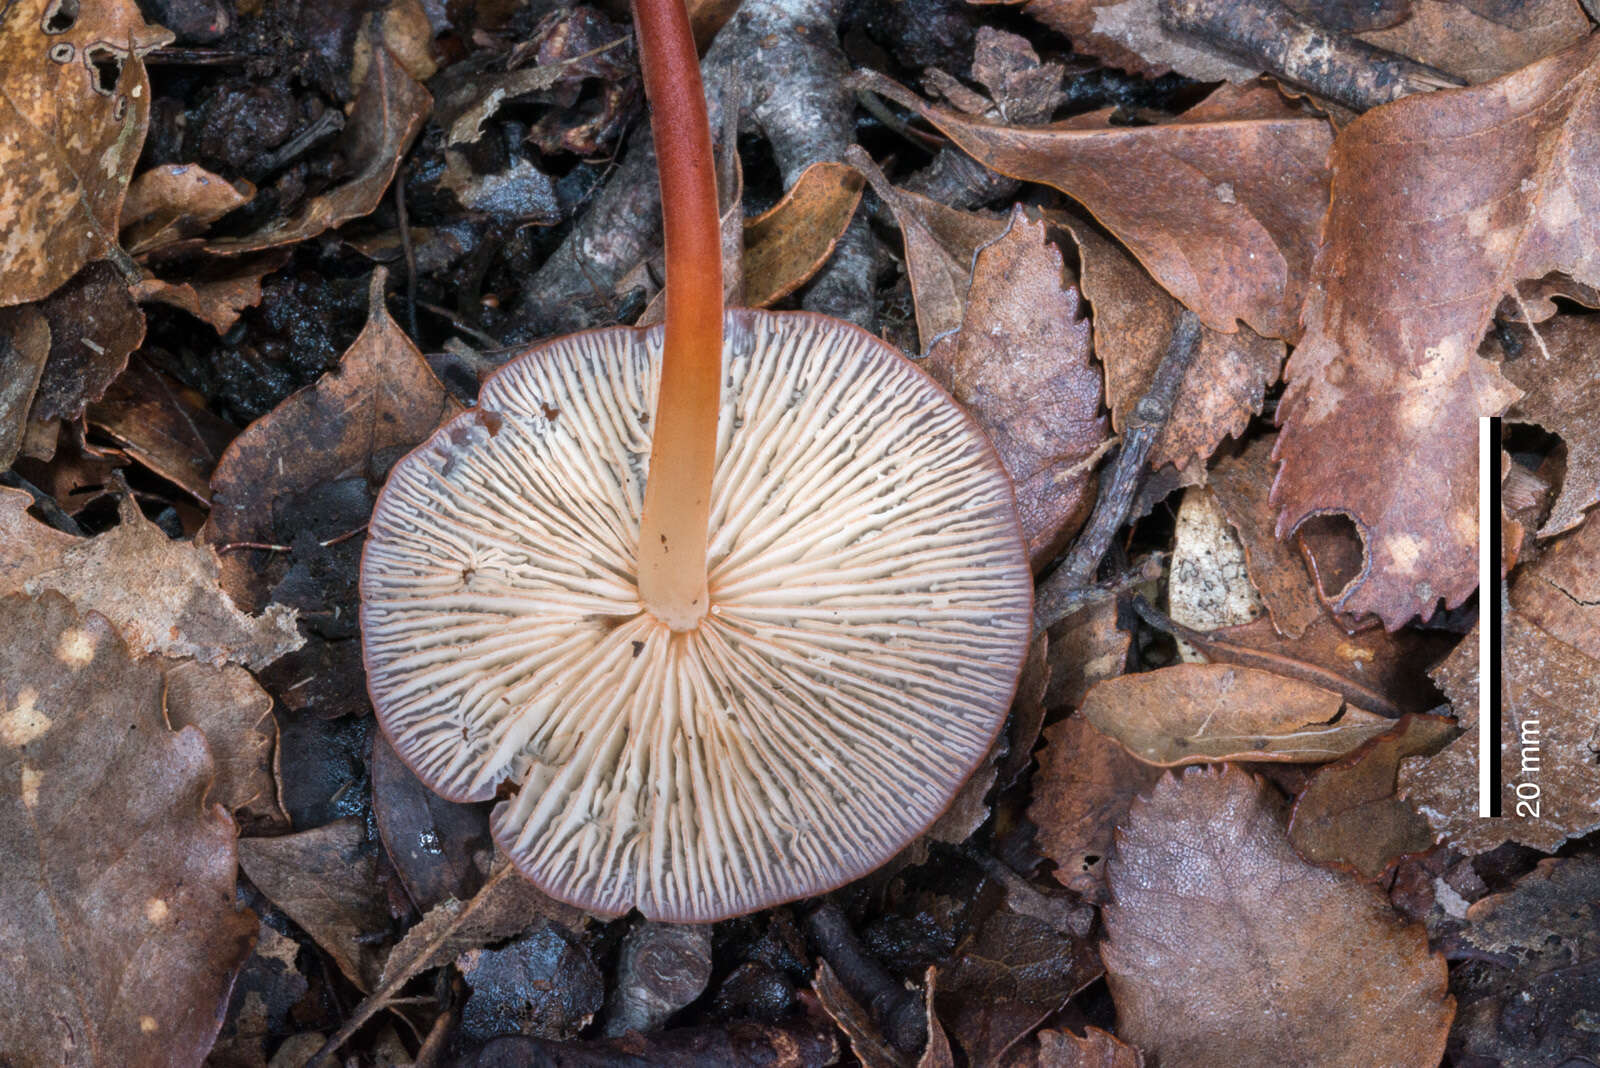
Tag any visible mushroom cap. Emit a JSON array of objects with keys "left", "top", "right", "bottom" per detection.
[{"left": 361, "top": 309, "right": 1031, "bottom": 922}]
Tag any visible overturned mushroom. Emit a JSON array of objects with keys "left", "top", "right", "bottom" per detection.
[{"left": 361, "top": 0, "right": 1031, "bottom": 922}]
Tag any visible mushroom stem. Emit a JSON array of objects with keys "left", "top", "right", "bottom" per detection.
[{"left": 633, "top": 0, "right": 723, "bottom": 631}]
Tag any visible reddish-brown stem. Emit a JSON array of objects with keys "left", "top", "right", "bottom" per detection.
[{"left": 632, "top": 0, "right": 723, "bottom": 631}]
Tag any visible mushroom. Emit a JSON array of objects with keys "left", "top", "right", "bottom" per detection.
[{"left": 360, "top": 0, "right": 1032, "bottom": 922}]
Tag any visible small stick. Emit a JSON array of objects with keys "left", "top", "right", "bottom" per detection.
[
  {"left": 807, "top": 902, "right": 927, "bottom": 1055},
  {"left": 1035, "top": 311, "right": 1201, "bottom": 632},
  {"left": 1128, "top": 595, "right": 1403, "bottom": 717},
  {"left": 1159, "top": 0, "right": 1462, "bottom": 112},
  {"left": 394, "top": 164, "right": 420, "bottom": 341}
]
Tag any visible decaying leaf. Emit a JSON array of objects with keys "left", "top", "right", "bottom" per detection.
[
  {"left": 1275, "top": 37, "right": 1600, "bottom": 627},
  {"left": 1449, "top": 857, "right": 1600, "bottom": 1068},
  {"left": 744, "top": 161, "right": 865, "bottom": 309},
  {"left": 237, "top": 819, "right": 389, "bottom": 991},
  {"left": 1042, "top": 593, "right": 1129, "bottom": 710},
  {"left": 1363, "top": 0, "right": 1590, "bottom": 84},
  {"left": 372, "top": 732, "right": 492, "bottom": 912},
  {"left": 1288, "top": 712, "right": 1455, "bottom": 879},
  {"left": 1080, "top": 663, "right": 1395, "bottom": 766},
  {"left": 0, "top": 305, "right": 49, "bottom": 467},
  {"left": 1501, "top": 314, "right": 1600, "bottom": 536},
  {"left": 121, "top": 163, "right": 254, "bottom": 255},
  {"left": 1031, "top": 717, "right": 1163, "bottom": 895},
  {"left": 1103, "top": 765, "right": 1454, "bottom": 1067},
  {"left": 858, "top": 73, "right": 1331, "bottom": 340},
  {"left": 22, "top": 262, "right": 145, "bottom": 459},
  {"left": 202, "top": 270, "right": 463, "bottom": 611},
  {"left": 1399, "top": 613, "right": 1600, "bottom": 853},
  {"left": 0, "top": 0, "right": 173, "bottom": 306},
  {"left": 1060, "top": 199, "right": 1284, "bottom": 474},
  {"left": 925, "top": 207, "right": 1107, "bottom": 567},
  {"left": 0, "top": 593, "right": 256, "bottom": 1064},
  {"left": 209, "top": 44, "right": 430, "bottom": 255},
  {"left": 87, "top": 356, "right": 238, "bottom": 503},
  {"left": 847, "top": 146, "right": 1007, "bottom": 350},
  {"left": 0, "top": 488, "right": 302, "bottom": 669},
  {"left": 162, "top": 659, "right": 288, "bottom": 835},
  {"left": 1002, "top": 1027, "right": 1145, "bottom": 1068},
  {"left": 1510, "top": 503, "right": 1600, "bottom": 660},
  {"left": 130, "top": 253, "right": 285, "bottom": 335},
  {"left": 813, "top": 959, "right": 908, "bottom": 1068},
  {"left": 1206, "top": 435, "right": 1322, "bottom": 637},
  {"left": 934, "top": 896, "right": 1103, "bottom": 1066}
]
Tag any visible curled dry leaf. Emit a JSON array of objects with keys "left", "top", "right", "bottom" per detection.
[
  {"left": 162, "top": 659, "right": 288, "bottom": 835},
  {"left": 0, "top": 0, "right": 172, "bottom": 306},
  {"left": 208, "top": 44, "right": 430, "bottom": 256},
  {"left": 1275, "top": 36, "right": 1600, "bottom": 628},
  {"left": 1080, "top": 663, "right": 1394, "bottom": 766},
  {"left": 1000, "top": 1027, "right": 1144, "bottom": 1068},
  {"left": 1400, "top": 613, "right": 1600, "bottom": 853},
  {"left": 1064, "top": 218, "right": 1284, "bottom": 473},
  {"left": 743, "top": 161, "right": 865, "bottom": 309},
  {"left": 0, "top": 488, "right": 303, "bottom": 669},
  {"left": 1287, "top": 712, "right": 1455, "bottom": 879},
  {"left": 1449, "top": 857, "right": 1600, "bottom": 1067},
  {"left": 813, "top": 958, "right": 908, "bottom": 1068},
  {"left": 130, "top": 252, "right": 286, "bottom": 335},
  {"left": 202, "top": 270, "right": 463, "bottom": 611},
  {"left": 87, "top": 355, "right": 239, "bottom": 503},
  {"left": 925, "top": 207, "right": 1108, "bottom": 568},
  {"left": 1103, "top": 765, "right": 1454, "bottom": 1068},
  {"left": 1207, "top": 434, "right": 1321, "bottom": 637},
  {"left": 857, "top": 73, "right": 1331, "bottom": 340},
  {"left": 238, "top": 819, "right": 389, "bottom": 991},
  {"left": 1510, "top": 503, "right": 1600, "bottom": 659},
  {"left": 846, "top": 145, "right": 1007, "bottom": 351},
  {"left": 121, "top": 163, "right": 254, "bottom": 255},
  {"left": 0, "top": 593, "right": 256, "bottom": 1065},
  {"left": 1501, "top": 314, "right": 1600, "bottom": 536}
]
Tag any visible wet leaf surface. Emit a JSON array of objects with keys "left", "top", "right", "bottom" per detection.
[{"left": 0, "top": 593, "right": 256, "bottom": 1065}]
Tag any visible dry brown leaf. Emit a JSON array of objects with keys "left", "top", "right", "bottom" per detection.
[
  {"left": 1363, "top": 0, "right": 1590, "bottom": 83},
  {"left": 1274, "top": 36, "right": 1600, "bottom": 628},
  {"left": 1062, "top": 218, "right": 1284, "bottom": 473},
  {"left": 925, "top": 207, "right": 1107, "bottom": 568},
  {"left": 1510, "top": 504, "right": 1600, "bottom": 659},
  {"left": 1002, "top": 1028, "right": 1144, "bottom": 1068},
  {"left": 130, "top": 253, "right": 285, "bottom": 335},
  {"left": 1206, "top": 435, "right": 1321, "bottom": 638},
  {"left": 1042, "top": 594, "right": 1129, "bottom": 710},
  {"left": 1081, "top": 663, "right": 1394, "bottom": 765},
  {"left": 1502, "top": 314, "right": 1600, "bottom": 536},
  {"left": 162, "top": 659, "right": 287, "bottom": 835},
  {"left": 0, "top": 0, "right": 172, "bottom": 306},
  {"left": 121, "top": 163, "right": 254, "bottom": 255},
  {"left": 0, "top": 593, "right": 257, "bottom": 1064},
  {"left": 812, "top": 959, "right": 909, "bottom": 1068},
  {"left": 1030, "top": 716, "right": 1162, "bottom": 896},
  {"left": 22, "top": 262, "right": 145, "bottom": 460},
  {"left": 1287, "top": 712, "right": 1455, "bottom": 879},
  {"left": 209, "top": 44, "right": 430, "bottom": 255},
  {"left": 1399, "top": 613, "right": 1600, "bottom": 853},
  {"left": 743, "top": 161, "right": 864, "bottom": 309},
  {"left": 238, "top": 819, "right": 388, "bottom": 991},
  {"left": 1103, "top": 765, "right": 1454, "bottom": 1068},
  {"left": 202, "top": 270, "right": 464, "bottom": 611},
  {"left": 87, "top": 356, "right": 238, "bottom": 502},
  {"left": 0, "top": 305, "right": 50, "bottom": 467},
  {"left": 847, "top": 145, "right": 1007, "bottom": 350},
  {"left": 1, "top": 488, "right": 303, "bottom": 669},
  {"left": 859, "top": 73, "right": 1331, "bottom": 340}
]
